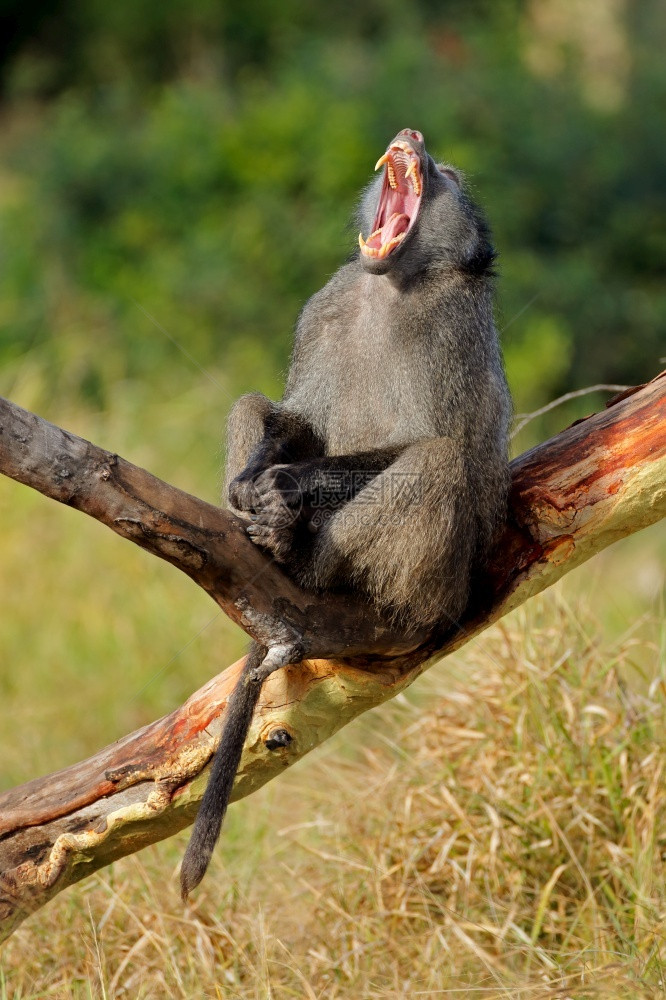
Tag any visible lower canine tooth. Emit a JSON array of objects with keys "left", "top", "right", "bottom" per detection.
[{"left": 377, "top": 233, "right": 406, "bottom": 258}]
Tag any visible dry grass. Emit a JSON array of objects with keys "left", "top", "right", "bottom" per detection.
[{"left": 2, "top": 570, "right": 665, "bottom": 999}]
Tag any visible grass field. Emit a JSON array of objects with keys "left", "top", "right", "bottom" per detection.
[{"left": 0, "top": 383, "right": 664, "bottom": 998}]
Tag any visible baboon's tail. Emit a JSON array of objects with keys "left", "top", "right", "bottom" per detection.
[{"left": 180, "top": 642, "right": 267, "bottom": 899}]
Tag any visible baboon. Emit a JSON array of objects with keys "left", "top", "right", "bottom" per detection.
[{"left": 180, "top": 128, "right": 511, "bottom": 898}]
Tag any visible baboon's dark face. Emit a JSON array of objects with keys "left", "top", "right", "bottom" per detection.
[{"left": 358, "top": 129, "right": 486, "bottom": 280}]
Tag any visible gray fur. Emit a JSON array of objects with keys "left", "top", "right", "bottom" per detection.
[
  {"left": 228, "top": 131, "right": 510, "bottom": 628},
  {"left": 180, "top": 130, "right": 511, "bottom": 897}
]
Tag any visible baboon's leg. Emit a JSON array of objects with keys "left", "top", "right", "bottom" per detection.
[{"left": 302, "top": 437, "right": 477, "bottom": 630}]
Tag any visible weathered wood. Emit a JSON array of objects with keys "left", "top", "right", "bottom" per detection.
[
  {"left": 0, "top": 373, "right": 664, "bottom": 942},
  {"left": 0, "top": 396, "right": 426, "bottom": 660}
]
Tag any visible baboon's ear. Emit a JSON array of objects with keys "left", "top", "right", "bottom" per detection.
[{"left": 437, "top": 165, "right": 462, "bottom": 189}]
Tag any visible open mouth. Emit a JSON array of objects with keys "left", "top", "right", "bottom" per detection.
[{"left": 359, "top": 140, "right": 423, "bottom": 260}]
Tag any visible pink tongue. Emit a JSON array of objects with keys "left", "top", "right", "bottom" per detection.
[{"left": 383, "top": 212, "right": 409, "bottom": 241}]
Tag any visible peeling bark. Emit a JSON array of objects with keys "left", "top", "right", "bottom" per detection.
[{"left": 0, "top": 373, "right": 664, "bottom": 941}]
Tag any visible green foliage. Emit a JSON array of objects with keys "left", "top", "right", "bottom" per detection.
[{"left": 0, "top": 1, "right": 664, "bottom": 423}]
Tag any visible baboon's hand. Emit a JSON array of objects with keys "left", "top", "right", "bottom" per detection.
[
  {"left": 229, "top": 463, "right": 303, "bottom": 513},
  {"left": 246, "top": 514, "right": 294, "bottom": 562},
  {"left": 231, "top": 464, "right": 302, "bottom": 562},
  {"left": 252, "top": 464, "right": 303, "bottom": 509},
  {"left": 228, "top": 470, "right": 259, "bottom": 513}
]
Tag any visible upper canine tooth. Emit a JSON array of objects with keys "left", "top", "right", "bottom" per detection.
[
  {"left": 405, "top": 161, "right": 421, "bottom": 195},
  {"left": 374, "top": 152, "right": 391, "bottom": 172}
]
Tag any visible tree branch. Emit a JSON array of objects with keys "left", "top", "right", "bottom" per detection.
[
  {"left": 0, "top": 373, "right": 664, "bottom": 941},
  {"left": 0, "top": 396, "right": 426, "bottom": 659}
]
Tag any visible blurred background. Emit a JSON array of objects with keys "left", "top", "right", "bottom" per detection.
[
  {"left": 0, "top": 2, "right": 665, "bottom": 995},
  {"left": 1, "top": 0, "right": 665, "bottom": 423}
]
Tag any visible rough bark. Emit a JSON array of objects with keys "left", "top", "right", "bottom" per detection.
[{"left": 0, "top": 372, "right": 664, "bottom": 942}]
